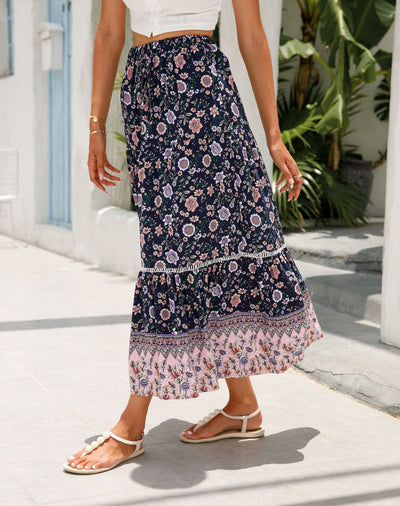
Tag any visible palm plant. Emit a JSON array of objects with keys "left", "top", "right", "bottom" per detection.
[
  {"left": 280, "top": 0, "right": 395, "bottom": 169},
  {"left": 275, "top": 66, "right": 369, "bottom": 230},
  {"left": 374, "top": 49, "right": 392, "bottom": 123},
  {"left": 274, "top": 0, "right": 395, "bottom": 230}
]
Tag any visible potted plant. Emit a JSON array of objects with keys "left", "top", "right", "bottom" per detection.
[{"left": 275, "top": 0, "right": 395, "bottom": 230}]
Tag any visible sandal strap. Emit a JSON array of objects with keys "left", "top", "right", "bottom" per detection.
[
  {"left": 193, "top": 408, "right": 222, "bottom": 433},
  {"left": 80, "top": 430, "right": 144, "bottom": 457},
  {"left": 110, "top": 431, "right": 144, "bottom": 446},
  {"left": 220, "top": 407, "right": 261, "bottom": 433},
  {"left": 193, "top": 407, "right": 261, "bottom": 434}
]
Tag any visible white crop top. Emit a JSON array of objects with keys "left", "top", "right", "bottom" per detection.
[{"left": 122, "top": 0, "right": 223, "bottom": 37}]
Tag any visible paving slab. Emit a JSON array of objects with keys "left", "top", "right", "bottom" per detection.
[
  {"left": 0, "top": 462, "right": 36, "bottom": 505},
  {"left": 284, "top": 221, "right": 383, "bottom": 273},
  {"left": 1, "top": 234, "right": 400, "bottom": 506},
  {"left": 294, "top": 301, "right": 400, "bottom": 417},
  {"left": 295, "top": 260, "right": 382, "bottom": 325}
]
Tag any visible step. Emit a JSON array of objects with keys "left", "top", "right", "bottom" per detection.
[
  {"left": 295, "top": 259, "right": 382, "bottom": 326},
  {"left": 284, "top": 221, "right": 383, "bottom": 274},
  {"left": 294, "top": 302, "right": 400, "bottom": 418}
]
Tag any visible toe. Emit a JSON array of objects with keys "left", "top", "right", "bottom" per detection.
[
  {"left": 182, "top": 430, "right": 196, "bottom": 439},
  {"left": 91, "top": 460, "right": 106, "bottom": 471},
  {"left": 182, "top": 423, "right": 196, "bottom": 436},
  {"left": 68, "top": 449, "right": 85, "bottom": 463},
  {"left": 72, "top": 456, "right": 87, "bottom": 469}
]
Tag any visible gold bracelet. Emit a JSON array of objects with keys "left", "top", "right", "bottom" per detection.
[
  {"left": 89, "top": 115, "right": 106, "bottom": 127},
  {"left": 89, "top": 129, "right": 106, "bottom": 135}
]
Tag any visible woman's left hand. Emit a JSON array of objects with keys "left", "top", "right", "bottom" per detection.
[{"left": 269, "top": 139, "right": 303, "bottom": 202}]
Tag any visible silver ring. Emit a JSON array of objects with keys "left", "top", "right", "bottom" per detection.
[{"left": 293, "top": 174, "right": 303, "bottom": 179}]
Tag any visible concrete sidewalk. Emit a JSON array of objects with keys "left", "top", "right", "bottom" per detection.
[
  {"left": 1, "top": 234, "right": 400, "bottom": 506},
  {"left": 282, "top": 220, "right": 400, "bottom": 417}
]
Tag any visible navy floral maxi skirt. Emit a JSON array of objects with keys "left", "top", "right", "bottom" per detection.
[{"left": 120, "top": 35, "right": 323, "bottom": 400}]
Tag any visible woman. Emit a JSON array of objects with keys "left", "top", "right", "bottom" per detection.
[{"left": 64, "top": 0, "right": 323, "bottom": 474}]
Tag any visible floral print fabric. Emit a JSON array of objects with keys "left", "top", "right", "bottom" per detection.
[{"left": 120, "top": 35, "right": 323, "bottom": 399}]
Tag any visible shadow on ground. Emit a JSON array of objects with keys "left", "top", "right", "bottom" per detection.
[
  {"left": 83, "top": 419, "right": 400, "bottom": 506},
  {"left": 85, "top": 418, "right": 319, "bottom": 490}
]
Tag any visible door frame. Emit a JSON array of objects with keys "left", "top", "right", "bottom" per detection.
[{"left": 47, "top": 0, "right": 72, "bottom": 228}]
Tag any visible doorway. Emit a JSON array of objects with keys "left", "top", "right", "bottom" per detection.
[{"left": 47, "top": 0, "right": 72, "bottom": 228}]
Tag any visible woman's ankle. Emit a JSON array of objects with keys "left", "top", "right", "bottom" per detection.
[
  {"left": 224, "top": 397, "right": 259, "bottom": 414},
  {"left": 112, "top": 418, "right": 145, "bottom": 441}
]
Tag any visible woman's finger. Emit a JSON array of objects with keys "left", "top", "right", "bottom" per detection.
[
  {"left": 286, "top": 156, "right": 299, "bottom": 175},
  {"left": 105, "top": 160, "right": 122, "bottom": 174},
  {"left": 104, "top": 161, "right": 121, "bottom": 182},
  {"left": 279, "top": 182, "right": 292, "bottom": 194},
  {"left": 90, "top": 171, "right": 107, "bottom": 192},
  {"left": 103, "top": 171, "right": 121, "bottom": 182},
  {"left": 96, "top": 156, "right": 106, "bottom": 182},
  {"left": 284, "top": 155, "right": 303, "bottom": 201},
  {"left": 94, "top": 180, "right": 107, "bottom": 192},
  {"left": 288, "top": 179, "right": 303, "bottom": 201},
  {"left": 90, "top": 172, "right": 107, "bottom": 192},
  {"left": 87, "top": 155, "right": 107, "bottom": 193},
  {"left": 276, "top": 160, "right": 294, "bottom": 190},
  {"left": 101, "top": 179, "right": 118, "bottom": 187},
  {"left": 276, "top": 173, "right": 288, "bottom": 186},
  {"left": 87, "top": 154, "right": 97, "bottom": 176},
  {"left": 282, "top": 169, "right": 294, "bottom": 186}
]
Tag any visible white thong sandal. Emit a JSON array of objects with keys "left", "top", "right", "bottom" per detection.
[
  {"left": 63, "top": 430, "right": 144, "bottom": 474},
  {"left": 179, "top": 407, "right": 264, "bottom": 443}
]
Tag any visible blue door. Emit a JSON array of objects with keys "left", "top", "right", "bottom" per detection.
[{"left": 48, "top": 0, "right": 72, "bottom": 228}]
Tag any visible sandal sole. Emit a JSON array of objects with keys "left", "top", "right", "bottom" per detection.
[
  {"left": 179, "top": 427, "right": 265, "bottom": 444},
  {"left": 62, "top": 448, "right": 144, "bottom": 474}
]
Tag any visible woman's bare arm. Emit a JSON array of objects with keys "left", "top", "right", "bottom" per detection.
[
  {"left": 88, "top": 0, "right": 126, "bottom": 193},
  {"left": 231, "top": 0, "right": 302, "bottom": 201}
]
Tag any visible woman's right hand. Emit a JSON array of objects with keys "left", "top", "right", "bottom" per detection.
[{"left": 87, "top": 133, "right": 121, "bottom": 193}]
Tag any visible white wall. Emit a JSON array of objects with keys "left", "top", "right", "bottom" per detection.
[
  {"left": 0, "top": 0, "right": 141, "bottom": 277},
  {"left": 381, "top": 4, "right": 400, "bottom": 348},
  {"left": 219, "top": 0, "right": 283, "bottom": 183},
  {"left": 0, "top": 0, "right": 49, "bottom": 241}
]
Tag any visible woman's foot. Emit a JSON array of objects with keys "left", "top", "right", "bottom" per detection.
[
  {"left": 181, "top": 399, "right": 262, "bottom": 441},
  {"left": 65, "top": 394, "right": 152, "bottom": 472},
  {"left": 66, "top": 422, "right": 144, "bottom": 472}
]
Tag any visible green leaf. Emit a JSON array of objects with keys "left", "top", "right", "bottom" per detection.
[
  {"left": 113, "top": 132, "right": 127, "bottom": 144},
  {"left": 316, "top": 93, "right": 344, "bottom": 136},
  {"left": 318, "top": 0, "right": 376, "bottom": 81},
  {"left": 374, "top": 49, "right": 393, "bottom": 71},
  {"left": 279, "top": 38, "right": 315, "bottom": 62},
  {"left": 114, "top": 72, "right": 123, "bottom": 91},
  {"left": 353, "top": 0, "right": 396, "bottom": 47},
  {"left": 374, "top": 77, "right": 391, "bottom": 122},
  {"left": 280, "top": 104, "right": 322, "bottom": 150},
  {"left": 321, "top": 169, "right": 370, "bottom": 226},
  {"left": 354, "top": 51, "right": 376, "bottom": 82}
]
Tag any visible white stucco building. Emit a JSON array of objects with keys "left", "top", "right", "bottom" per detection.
[{"left": 0, "top": 0, "right": 398, "bottom": 346}]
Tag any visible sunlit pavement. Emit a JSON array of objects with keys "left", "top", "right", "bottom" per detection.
[{"left": 1, "top": 234, "right": 400, "bottom": 506}]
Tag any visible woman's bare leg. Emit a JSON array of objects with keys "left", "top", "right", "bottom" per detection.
[
  {"left": 67, "top": 394, "right": 152, "bottom": 471},
  {"left": 181, "top": 377, "right": 262, "bottom": 440}
]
